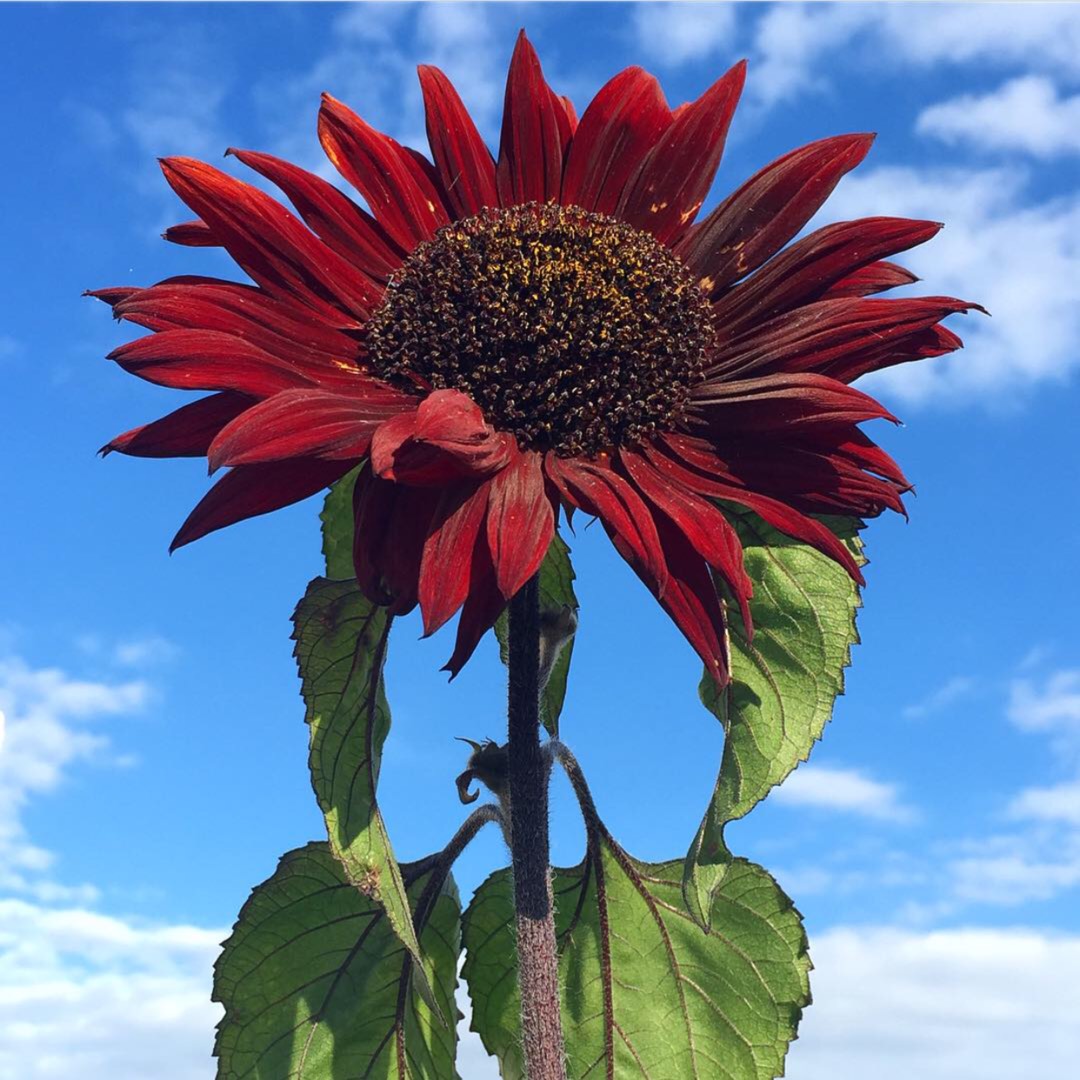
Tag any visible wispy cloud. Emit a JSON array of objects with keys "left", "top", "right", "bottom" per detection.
[
  {"left": 918, "top": 76, "right": 1080, "bottom": 159},
  {"left": 902, "top": 676, "right": 975, "bottom": 720},
  {"left": 772, "top": 765, "right": 916, "bottom": 822},
  {"left": 790, "top": 925, "right": 1080, "bottom": 1079},
  {"left": 821, "top": 166, "right": 1080, "bottom": 407},
  {"left": 630, "top": 2, "right": 738, "bottom": 66},
  {"left": 1008, "top": 669, "right": 1080, "bottom": 763},
  {"left": 0, "top": 654, "right": 148, "bottom": 902}
]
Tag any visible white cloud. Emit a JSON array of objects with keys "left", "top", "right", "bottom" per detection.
[
  {"left": 113, "top": 635, "right": 179, "bottom": 668},
  {"left": 1008, "top": 669, "right": 1080, "bottom": 759},
  {"left": 790, "top": 925, "right": 1080, "bottom": 1079},
  {"left": 751, "top": 3, "right": 1080, "bottom": 108},
  {"left": 0, "top": 655, "right": 148, "bottom": 902},
  {"left": 631, "top": 2, "right": 738, "bottom": 66},
  {"left": 772, "top": 765, "right": 915, "bottom": 822},
  {"left": 918, "top": 76, "right": 1080, "bottom": 158},
  {"left": 820, "top": 166, "right": 1080, "bottom": 407},
  {"left": 0, "top": 897, "right": 222, "bottom": 1079},
  {"left": 902, "top": 675, "right": 975, "bottom": 719},
  {"left": 1008, "top": 780, "right": 1080, "bottom": 827}
]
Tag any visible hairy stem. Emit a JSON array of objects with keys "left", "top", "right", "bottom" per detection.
[{"left": 508, "top": 575, "right": 566, "bottom": 1079}]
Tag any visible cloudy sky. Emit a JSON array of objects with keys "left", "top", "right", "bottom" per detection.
[{"left": 2, "top": 2, "right": 1079, "bottom": 1077}]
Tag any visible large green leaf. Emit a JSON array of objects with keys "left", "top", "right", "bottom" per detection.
[
  {"left": 684, "top": 510, "right": 864, "bottom": 929},
  {"left": 462, "top": 840, "right": 808, "bottom": 1080},
  {"left": 214, "top": 843, "right": 461, "bottom": 1079},
  {"left": 320, "top": 467, "right": 359, "bottom": 580},
  {"left": 494, "top": 533, "right": 578, "bottom": 736},
  {"left": 293, "top": 575, "right": 438, "bottom": 1014}
]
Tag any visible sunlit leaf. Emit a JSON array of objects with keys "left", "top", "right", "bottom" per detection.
[
  {"left": 214, "top": 843, "right": 460, "bottom": 1079},
  {"left": 684, "top": 510, "right": 864, "bottom": 929}
]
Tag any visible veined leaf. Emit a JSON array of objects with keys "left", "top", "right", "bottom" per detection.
[
  {"left": 685, "top": 510, "right": 864, "bottom": 929},
  {"left": 292, "top": 575, "right": 436, "bottom": 1015},
  {"left": 463, "top": 839, "right": 808, "bottom": 1079},
  {"left": 214, "top": 843, "right": 460, "bottom": 1079},
  {"left": 494, "top": 533, "right": 579, "bottom": 736},
  {"left": 320, "top": 466, "right": 359, "bottom": 580}
]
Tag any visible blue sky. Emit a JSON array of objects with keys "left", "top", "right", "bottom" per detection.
[{"left": 2, "top": 2, "right": 1079, "bottom": 1077}]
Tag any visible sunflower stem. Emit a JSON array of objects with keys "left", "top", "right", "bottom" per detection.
[{"left": 507, "top": 574, "right": 567, "bottom": 1079}]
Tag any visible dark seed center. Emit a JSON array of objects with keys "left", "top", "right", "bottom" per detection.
[{"left": 364, "top": 203, "right": 714, "bottom": 457}]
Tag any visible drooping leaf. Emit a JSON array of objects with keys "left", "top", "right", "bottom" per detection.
[
  {"left": 214, "top": 842, "right": 461, "bottom": 1079},
  {"left": 685, "top": 509, "right": 864, "bottom": 929},
  {"left": 292, "top": 575, "right": 437, "bottom": 1014},
  {"left": 462, "top": 838, "right": 808, "bottom": 1080},
  {"left": 494, "top": 532, "right": 579, "bottom": 735},
  {"left": 320, "top": 465, "right": 360, "bottom": 579}
]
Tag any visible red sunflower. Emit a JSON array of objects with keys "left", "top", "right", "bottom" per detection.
[{"left": 92, "top": 32, "right": 977, "bottom": 685}]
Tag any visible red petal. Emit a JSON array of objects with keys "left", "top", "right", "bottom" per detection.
[
  {"left": 486, "top": 451, "right": 554, "bottom": 600},
  {"left": 86, "top": 287, "right": 140, "bottom": 308},
  {"left": 442, "top": 536, "right": 507, "bottom": 679},
  {"left": 622, "top": 448, "right": 752, "bottom": 633},
  {"left": 103, "top": 392, "right": 250, "bottom": 458},
  {"left": 545, "top": 453, "right": 668, "bottom": 592},
  {"left": 677, "top": 134, "right": 874, "bottom": 295},
  {"left": 616, "top": 61, "right": 746, "bottom": 245},
  {"left": 714, "top": 218, "right": 942, "bottom": 337},
  {"left": 418, "top": 65, "right": 499, "bottom": 219},
  {"left": 689, "top": 372, "right": 897, "bottom": 432},
  {"left": 318, "top": 93, "right": 450, "bottom": 252},
  {"left": 418, "top": 481, "right": 491, "bottom": 635},
  {"left": 171, "top": 458, "right": 351, "bottom": 551},
  {"left": 497, "top": 31, "right": 566, "bottom": 205},
  {"left": 351, "top": 468, "right": 436, "bottom": 615},
  {"left": 110, "top": 280, "right": 367, "bottom": 388},
  {"left": 559, "top": 95, "right": 579, "bottom": 135},
  {"left": 228, "top": 149, "right": 404, "bottom": 281},
  {"left": 109, "top": 330, "right": 319, "bottom": 397},
  {"left": 561, "top": 67, "right": 672, "bottom": 215},
  {"left": 164, "top": 219, "right": 218, "bottom": 246},
  {"left": 830, "top": 323, "right": 964, "bottom": 383},
  {"left": 820, "top": 260, "right": 918, "bottom": 300},
  {"left": 206, "top": 388, "right": 411, "bottom": 471},
  {"left": 646, "top": 434, "right": 864, "bottom": 583},
  {"left": 159, "top": 157, "right": 380, "bottom": 323},
  {"left": 709, "top": 297, "right": 980, "bottom": 383},
  {"left": 370, "top": 390, "right": 515, "bottom": 486}
]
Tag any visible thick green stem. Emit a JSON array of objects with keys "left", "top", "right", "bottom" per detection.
[{"left": 507, "top": 575, "right": 566, "bottom": 1079}]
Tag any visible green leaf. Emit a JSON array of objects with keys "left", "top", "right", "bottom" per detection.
[
  {"left": 292, "top": 575, "right": 437, "bottom": 1017},
  {"left": 494, "top": 533, "right": 579, "bottom": 736},
  {"left": 684, "top": 510, "right": 864, "bottom": 929},
  {"left": 214, "top": 842, "right": 461, "bottom": 1079},
  {"left": 320, "top": 467, "right": 360, "bottom": 580},
  {"left": 462, "top": 842, "right": 808, "bottom": 1080}
]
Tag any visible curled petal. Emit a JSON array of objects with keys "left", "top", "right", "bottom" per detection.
[
  {"left": 820, "top": 260, "right": 919, "bottom": 300},
  {"left": 617, "top": 61, "right": 746, "bottom": 244},
  {"left": 418, "top": 65, "right": 499, "bottom": 218},
  {"left": 621, "top": 449, "right": 753, "bottom": 633},
  {"left": 545, "top": 453, "right": 668, "bottom": 593},
  {"left": 442, "top": 537, "right": 507, "bottom": 679},
  {"left": 709, "top": 296, "right": 982, "bottom": 382},
  {"left": 418, "top": 482, "right": 491, "bottom": 636},
  {"left": 171, "top": 459, "right": 351, "bottom": 551},
  {"left": 318, "top": 93, "right": 450, "bottom": 251},
  {"left": 370, "top": 390, "right": 515, "bottom": 486},
  {"left": 497, "top": 30, "right": 566, "bottom": 205},
  {"left": 228, "top": 148, "right": 404, "bottom": 281},
  {"left": 677, "top": 133, "right": 875, "bottom": 294},
  {"left": 163, "top": 218, "right": 218, "bottom": 246},
  {"left": 561, "top": 66, "right": 672, "bottom": 215},
  {"left": 103, "top": 392, "right": 250, "bottom": 458},
  {"left": 690, "top": 372, "right": 898, "bottom": 432},
  {"left": 714, "top": 217, "right": 942, "bottom": 336},
  {"left": 109, "top": 330, "right": 318, "bottom": 397},
  {"left": 206, "top": 388, "right": 412, "bottom": 471},
  {"left": 159, "top": 157, "right": 381, "bottom": 323},
  {"left": 486, "top": 452, "right": 555, "bottom": 600}
]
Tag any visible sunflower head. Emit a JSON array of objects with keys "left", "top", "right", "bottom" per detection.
[{"left": 92, "top": 31, "right": 978, "bottom": 685}]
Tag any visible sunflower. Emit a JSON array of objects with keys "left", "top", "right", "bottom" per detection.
[{"left": 92, "top": 32, "right": 976, "bottom": 684}]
